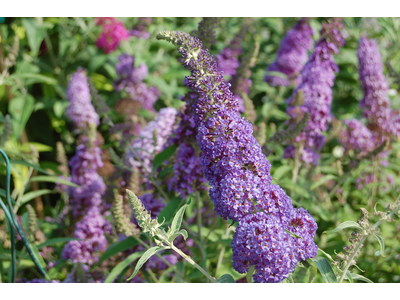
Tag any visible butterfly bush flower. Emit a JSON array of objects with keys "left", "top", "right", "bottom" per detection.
[
  {"left": 66, "top": 68, "right": 99, "bottom": 130},
  {"left": 62, "top": 207, "right": 112, "bottom": 265},
  {"left": 339, "top": 119, "right": 376, "bottom": 155},
  {"left": 127, "top": 107, "right": 177, "bottom": 176},
  {"left": 265, "top": 18, "right": 314, "bottom": 87},
  {"left": 232, "top": 210, "right": 317, "bottom": 283},
  {"left": 165, "top": 92, "right": 208, "bottom": 198},
  {"left": 157, "top": 31, "right": 318, "bottom": 282},
  {"left": 96, "top": 17, "right": 129, "bottom": 54},
  {"left": 358, "top": 37, "right": 400, "bottom": 138},
  {"left": 62, "top": 69, "right": 110, "bottom": 267},
  {"left": 115, "top": 54, "right": 160, "bottom": 111},
  {"left": 130, "top": 17, "right": 152, "bottom": 39},
  {"left": 217, "top": 33, "right": 242, "bottom": 77},
  {"left": 284, "top": 19, "right": 345, "bottom": 165}
]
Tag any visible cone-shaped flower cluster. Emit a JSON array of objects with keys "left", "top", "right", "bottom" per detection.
[
  {"left": 157, "top": 30, "right": 318, "bottom": 282},
  {"left": 66, "top": 69, "right": 99, "bottom": 130},
  {"left": 115, "top": 54, "right": 160, "bottom": 111},
  {"left": 127, "top": 107, "right": 177, "bottom": 177},
  {"left": 265, "top": 19, "right": 314, "bottom": 87},
  {"left": 62, "top": 69, "right": 110, "bottom": 266},
  {"left": 96, "top": 17, "right": 129, "bottom": 54},
  {"left": 284, "top": 19, "right": 345, "bottom": 165},
  {"left": 339, "top": 119, "right": 376, "bottom": 155},
  {"left": 165, "top": 91, "right": 208, "bottom": 198},
  {"left": 358, "top": 38, "right": 400, "bottom": 138}
]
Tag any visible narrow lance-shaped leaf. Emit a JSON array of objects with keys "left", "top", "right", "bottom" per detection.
[
  {"left": 310, "top": 257, "right": 337, "bottom": 283},
  {"left": 29, "top": 175, "right": 80, "bottom": 188},
  {"left": 324, "top": 221, "right": 362, "bottom": 234},
  {"left": 153, "top": 144, "right": 178, "bottom": 170},
  {"left": 168, "top": 229, "right": 188, "bottom": 243},
  {"left": 350, "top": 273, "right": 374, "bottom": 283},
  {"left": 127, "top": 246, "right": 169, "bottom": 281},
  {"left": 373, "top": 233, "right": 386, "bottom": 257},
  {"left": 105, "top": 251, "right": 144, "bottom": 283},
  {"left": 170, "top": 199, "right": 191, "bottom": 235}
]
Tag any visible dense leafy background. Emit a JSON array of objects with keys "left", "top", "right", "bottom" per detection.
[{"left": 0, "top": 17, "right": 399, "bottom": 283}]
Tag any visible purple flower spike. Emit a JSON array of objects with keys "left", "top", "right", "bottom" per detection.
[
  {"left": 284, "top": 19, "right": 345, "bottom": 165},
  {"left": 157, "top": 30, "right": 318, "bottom": 282},
  {"left": 265, "top": 19, "right": 314, "bottom": 87},
  {"left": 358, "top": 38, "right": 400, "bottom": 138},
  {"left": 66, "top": 68, "right": 99, "bottom": 130},
  {"left": 115, "top": 54, "right": 159, "bottom": 111}
]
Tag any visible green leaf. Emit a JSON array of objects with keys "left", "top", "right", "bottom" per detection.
[
  {"left": 272, "top": 165, "right": 292, "bottom": 180},
  {"left": 345, "top": 271, "right": 354, "bottom": 283},
  {"left": 168, "top": 229, "right": 188, "bottom": 243},
  {"left": 98, "top": 237, "right": 138, "bottom": 265},
  {"left": 37, "top": 237, "right": 80, "bottom": 249},
  {"left": 170, "top": 200, "right": 190, "bottom": 235},
  {"left": 308, "top": 265, "right": 317, "bottom": 283},
  {"left": 217, "top": 274, "right": 235, "bottom": 283},
  {"left": 10, "top": 73, "right": 57, "bottom": 85},
  {"left": 89, "top": 54, "right": 108, "bottom": 73},
  {"left": 8, "top": 95, "right": 35, "bottom": 139},
  {"left": 324, "top": 221, "right": 362, "bottom": 234},
  {"left": 317, "top": 248, "right": 334, "bottom": 262},
  {"left": 19, "top": 189, "right": 54, "bottom": 207},
  {"left": 21, "top": 18, "right": 52, "bottom": 56},
  {"left": 373, "top": 234, "right": 386, "bottom": 257},
  {"left": 19, "top": 142, "right": 53, "bottom": 152},
  {"left": 127, "top": 246, "right": 168, "bottom": 281},
  {"left": 350, "top": 273, "right": 373, "bottom": 283},
  {"left": 29, "top": 175, "right": 80, "bottom": 188},
  {"left": 311, "top": 257, "right": 337, "bottom": 283},
  {"left": 9, "top": 159, "right": 50, "bottom": 175},
  {"left": 105, "top": 251, "right": 144, "bottom": 283},
  {"left": 285, "top": 229, "right": 303, "bottom": 239},
  {"left": 310, "top": 174, "right": 337, "bottom": 190},
  {"left": 152, "top": 144, "right": 178, "bottom": 170},
  {"left": 157, "top": 196, "right": 182, "bottom": 224},
  {"left": 28, "top": 243, "right": 46, "bottom": 269}
]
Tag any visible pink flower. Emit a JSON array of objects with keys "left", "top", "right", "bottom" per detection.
[{"left": 96, "top": 17, "right": 129, "bottom": 54}]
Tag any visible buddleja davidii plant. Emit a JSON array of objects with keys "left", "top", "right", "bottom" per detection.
[
  {"left": 319, "top": 198, "right": 400, "bottom": 283},
  {"left": 126, "top": 189, "right": 224, "bottom": 283}
]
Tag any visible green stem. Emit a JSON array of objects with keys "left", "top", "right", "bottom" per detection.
[
  {"left": 214, "top": 225, "right": 231, "bottom": 278},
  {"left": 195, "top": 192, "right": 202, "bottom": 244},
  {"left": 246, "top": 265, "right": 255, "bottom": 283},
  {"left": 338, "top": 208, "right": 399, "bottom": 283},
  {"left": 169, "top": 242, "right": 217, "bottom": 283}
]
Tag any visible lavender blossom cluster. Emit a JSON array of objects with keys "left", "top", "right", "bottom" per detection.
[
  {"left": 157, "top": 30, "right": 318, "bottom": 282},
  {"left": 265, "top": 19, "right": 314, "bottom": 87},
  {"left": 165, "top": 92, "right": 208, "bottom": 198},
  {"left": 358, "top": 38, "right": 400, "bottom": 138},
  {"left": 66, "top": 69, "right": 99, "bottom": 130},
  {"left": 127, "top": 107, "right": 177, "bottom": 176},
  {"left": 217, "top": 34, "right": 242, "bottom": 77},
  {"left": 339, "top": 119, "right": 375, "bottom": 154},
  {"left": 115, "top": 54, "right": 160, "bottom": 111},
  {"left": 284, "top": 19, "right": 345, "bottom": 165},
  {"left": 62, "top": 69, "right": 110, "bottom": 267},
  {"left": 62, "top": 207, "right": 112, "bottom": 265}
]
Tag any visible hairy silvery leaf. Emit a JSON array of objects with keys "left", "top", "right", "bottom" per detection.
[
  {"left": 324, "top": 221, "right": 362, "bottom": 234},
  {"left": 127, "top": 246, "right": 169, "bottom": 281},
  {"left": 310, "top": 257, "right": 337, "bottom": 283}
]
